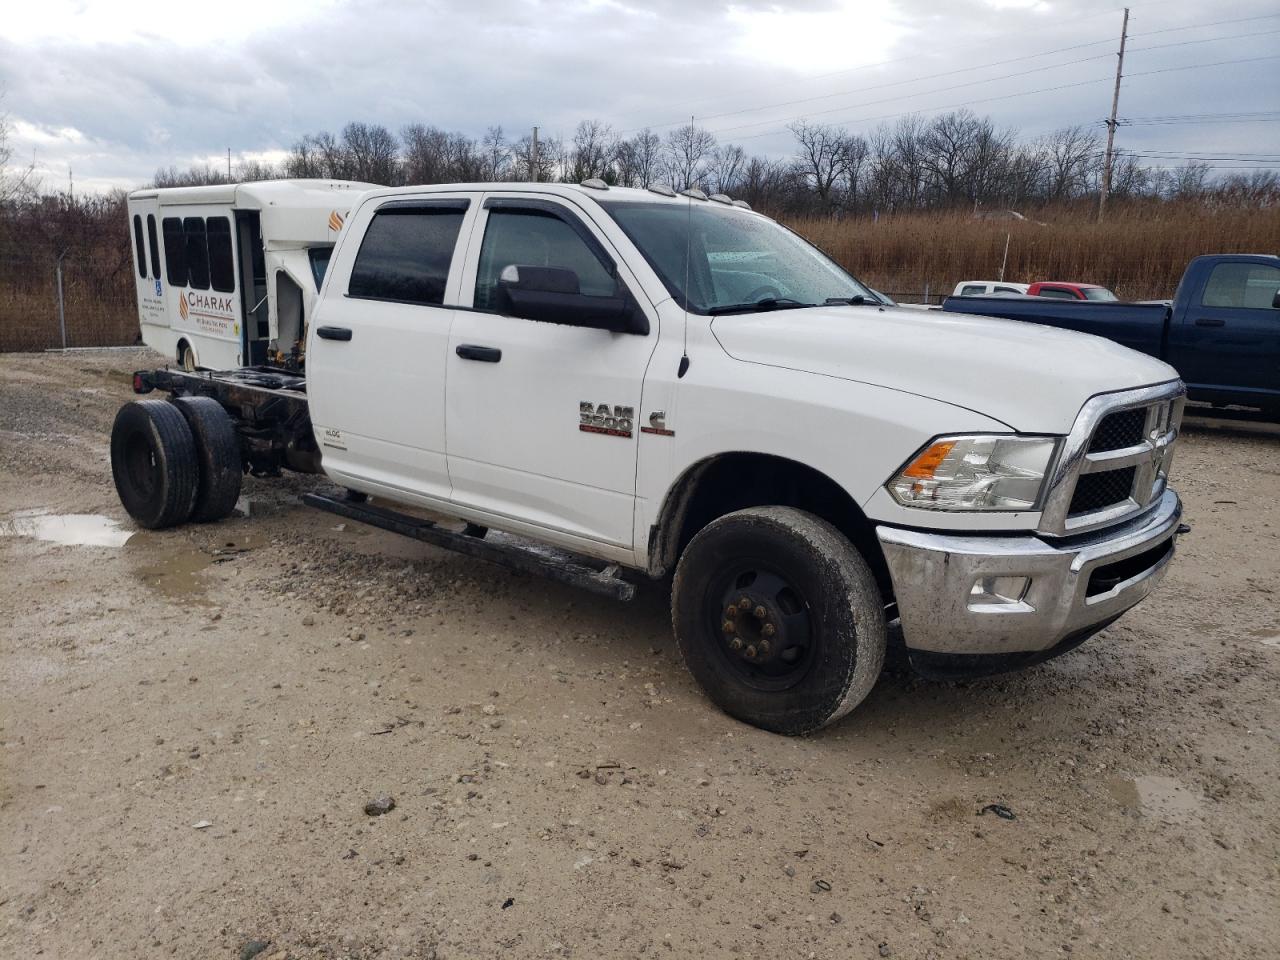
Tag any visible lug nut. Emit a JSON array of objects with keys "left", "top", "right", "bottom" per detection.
[
  {"left": 722, "top": 620, "right": 736, "bottom": 634},
  {"left": 753, "top": 605, "right": 767, "bottom": 620},
  {"left": 725, "top": 605, "right": 738, "bottom": 619},
  {"left": 759, "top": 640, "right": 771, "bottom": 655},
  {"left": 729, "top": 637, "right": 744, "bottom": 651},
  {"left": 745, "top": 645, "right": 757, "bottom": 659},
  {"left": 762, "top": 623, "right": 776, "bottom": 637},
  {"left": 738, "top": 597, "right": 752, "bottom": 611}
]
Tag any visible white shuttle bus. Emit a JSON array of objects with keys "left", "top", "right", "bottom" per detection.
[{"left": 126, "top": 179, "right": 374, "bottom": 370}]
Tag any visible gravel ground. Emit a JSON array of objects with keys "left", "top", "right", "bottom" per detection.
[{"left": 1, "top": 349, "right": 1278, "bottom": 960}]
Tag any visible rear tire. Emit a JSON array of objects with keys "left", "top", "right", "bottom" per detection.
[
  {"left": 110, "top": 400, "right": 199, "bottom": 529},
  {"left": 171, "top": 396, "right": 242, "bottom": 523},
  {"left": 672, "top": 506, "right": 886, "bottom": 735},
  {"left": 179, "top": 341, "right": 197, "bottom": 372}
]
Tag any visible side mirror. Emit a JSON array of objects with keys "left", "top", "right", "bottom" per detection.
[
  {"left": 1272, "top": 288, "right": 1280, "bottom": 309},
  {"left": 496, "top": 265, "right": 647, "bottom": 334}
]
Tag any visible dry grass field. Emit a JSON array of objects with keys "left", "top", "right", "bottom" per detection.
[{"left": 786, "top": 204, "right": 1280, "bottom": 301}]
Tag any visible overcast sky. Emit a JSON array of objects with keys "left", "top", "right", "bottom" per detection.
[{"left": 2, "top": 0, "right": 1277, "bottom": 194}]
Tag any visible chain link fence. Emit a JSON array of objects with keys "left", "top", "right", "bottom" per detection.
[{"left": 0, "top": 253, "right": 139, "bottom": 352}]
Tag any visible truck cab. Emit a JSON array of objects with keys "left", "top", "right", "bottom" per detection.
[{"left": 1028, "top": 282, "right": 1118, "bottom": 301}]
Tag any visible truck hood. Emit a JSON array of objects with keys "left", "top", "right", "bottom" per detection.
[{"left": 710, "top": 305, "right": 1179, "bottom": 433}]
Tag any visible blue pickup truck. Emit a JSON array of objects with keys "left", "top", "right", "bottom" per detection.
[{"left": 941, "top": 254, "right": 1280, "bottom": 419}]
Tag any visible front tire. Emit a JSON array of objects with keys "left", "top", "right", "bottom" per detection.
[
  {"left": 110, "top": 400, "right": 199, "bottom": 529},
  {"left": 672, "top": 506, "right": 886, "bottom": 735}
]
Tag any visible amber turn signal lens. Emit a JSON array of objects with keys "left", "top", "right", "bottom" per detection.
[{"left": 902, "top": 440, "right": 956, "bottom": 479}]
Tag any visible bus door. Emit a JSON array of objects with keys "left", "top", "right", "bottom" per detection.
[{"left": 235, "top": 211, "right": 269, "bottom": 365}]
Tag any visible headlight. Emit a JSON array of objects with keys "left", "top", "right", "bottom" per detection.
[{"left": 888, "top": 435, "right": 1059, "bottom": 511}]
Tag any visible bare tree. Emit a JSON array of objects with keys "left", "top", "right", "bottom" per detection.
[
  {"left": 789, "top": 120, "right": 850, "bottom": 207},
  {"left": 511, "top": 131, "right": 560, "bottom": 183},
  {"left": 663, "top": 123, "right": 716, "bottom": 191},
  {"left": 569, "top": 119, "right": 618, "bottom": 182},
  {"left": 708, "top": 144, "right": 747, "bottom": 195},
  {"left": 342, "top": 122, "right": 398, "bottom": 185},
  {"left": 1043, "top": 125, "right": 1100, "bottom": 203},
  {"left": 481, "top": 126, "right": 510, "bottom": 181},
  {"left": 617, "top": 129, "right": 663, "bottom": 188}
]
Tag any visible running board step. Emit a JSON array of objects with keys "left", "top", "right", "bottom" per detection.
[{"left": 301, "top": 492, "right": 636, "bottom": 601}]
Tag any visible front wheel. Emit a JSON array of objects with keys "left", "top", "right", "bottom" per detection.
[{"left": 672, "top": 506, "right": 886, "bottom": 735}]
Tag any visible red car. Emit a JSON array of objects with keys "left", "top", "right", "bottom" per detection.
[{"left": 1027, "top": 281, "right": 1118, "bottom": 301}]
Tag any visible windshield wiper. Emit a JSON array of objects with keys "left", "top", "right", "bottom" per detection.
[
  {"left": 708, "top": 297, "right": 815, "bottom": 315},
  {"left": 824, "top": 295, "right": 874, "bottom": 306}
]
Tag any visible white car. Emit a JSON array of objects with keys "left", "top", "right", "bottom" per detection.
[
  {"left": 953, "top": 280, "right": 1030, "bottom": 297},
  {"left": 114, "top": 181, "right": 1186, "bottom": 735}
]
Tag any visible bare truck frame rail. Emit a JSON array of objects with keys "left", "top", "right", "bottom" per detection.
[{"left": 131, "top": 366, "right": 636, "bottom": 600}]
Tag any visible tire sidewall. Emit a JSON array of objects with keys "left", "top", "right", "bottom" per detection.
[
  {"left": 673, "top": 508, "right": 885, "bottom": 735},
  {"left": 110, "top": 401, "right": 197, "bottom": 529}
]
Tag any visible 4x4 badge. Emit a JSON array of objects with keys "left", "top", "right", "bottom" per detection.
[{"left": 641, "top": 411, "right": 675, "bottom": 437}]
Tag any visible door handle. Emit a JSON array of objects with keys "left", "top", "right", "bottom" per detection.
[
  {"left": 1194, "top": 317, "right": 1225, "bottom": 328},
  {"left": 456, "top": 344, "right": 502, "bottom": 363},
  {"left": 317, "top": 326, "right": 353, "bottom": 341}
]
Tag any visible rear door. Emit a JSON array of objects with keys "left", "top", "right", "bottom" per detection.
[
  {"left": 1169, "top": 259, "right": 1280, "bottom": 402},
  {"left": 444, "top": 193, "right": 658, "bottom": 548},
  {"left": 305, "top": 193, "right": 475, "bottom": 502}
]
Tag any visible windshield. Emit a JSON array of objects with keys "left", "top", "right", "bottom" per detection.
[
  {"left": 599, "top": 200, "right": 871, "bottom": 314},
  {"left": 1082, "top": 287, "right": 1118, "bottom": 301}
]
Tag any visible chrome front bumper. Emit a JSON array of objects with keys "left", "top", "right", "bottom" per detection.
[{"left": 877, "top": 490, "right": 1182, "bottom": 655}]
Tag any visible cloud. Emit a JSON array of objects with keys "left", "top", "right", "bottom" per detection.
[{"left": 2, "top": 0, "right": 1277, "bottom": 193}]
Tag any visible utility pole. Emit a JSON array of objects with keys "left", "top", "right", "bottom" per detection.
[
  {"left": 530, "top": 127, "right": 539, "bottom": 182},
  {"left": 1099, "top": 6, "right": 1129, "bottom": 221},
  {"left": 227, "top": 147, "right": 232, "bottom": 182}
]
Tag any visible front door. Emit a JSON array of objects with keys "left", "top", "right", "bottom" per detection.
[
  {"left": 445, "top": 194, "right": 658, "bottom": 548},
  {"left": 1169, "top": 258, "right": 1280, "bottom": 404},
  {"left": 305, "top": 195, "right": 475, "bottom": 502}
]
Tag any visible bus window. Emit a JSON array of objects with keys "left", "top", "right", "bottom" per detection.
[
  {"left": 207, "top": 217, "right": 235, "bottom": 293},
  {"left": 147, "top": 215, "right": 161, "bottom": 281},
  {"left": 184, "top": 217, "right": 210, "bottom": 290},
  {"left": 162, "top": 217, "right": 187, "bottom": 286},
  {"left": 132, "top": 215, "right": 147, "bottom": 278}
]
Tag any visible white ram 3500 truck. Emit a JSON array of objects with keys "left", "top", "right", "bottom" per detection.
[{"left": 113, "top": 181, "right": 1186, "bottom": 735}]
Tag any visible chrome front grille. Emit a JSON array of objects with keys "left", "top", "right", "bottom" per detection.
[{"left": 1039, "top": 382, "right": 1185, "bottom": 536}]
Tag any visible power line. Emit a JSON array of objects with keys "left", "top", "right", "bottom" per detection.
[
  {"left": 617, "top": 11, "right": 1280, "bottom": 135},
  {"left": 707, "top": 53, "right": 1280, "bottom": 142}
]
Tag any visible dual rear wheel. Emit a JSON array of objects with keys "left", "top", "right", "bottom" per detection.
[{"left": 110, "top": 398, "right": 242, "bottom": 529}]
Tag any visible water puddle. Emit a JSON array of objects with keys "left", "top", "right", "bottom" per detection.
[
  {"left": 1107, "top": 775, "right": 1201, "bottom": 822},
  {"left": 0, "top": 510, "right": 134, "bottom": 547},
  {"left": 130, "top": 547, "right": 214, "bottom": 601}
]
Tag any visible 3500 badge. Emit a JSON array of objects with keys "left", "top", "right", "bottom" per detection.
[{"left": 579, "top": 402, "right": 634, "bottom": 438}]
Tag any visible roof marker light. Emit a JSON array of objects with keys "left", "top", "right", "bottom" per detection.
[
  {"left": 647, "top": 184, "right": 677, "bottom": 198},
  {"left": 731, "top": 199, "right": 752, "bottom": 210},
  {"left": 580, "top": 178, "right": 609, "bottom": 190},
  {"left": 709, "top": 193, "right": 733, "bottom": 204},
  {"left": 680, "top": 188, "right": 708, "bottom": 200}
]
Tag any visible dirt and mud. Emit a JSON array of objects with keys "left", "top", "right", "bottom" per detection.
[{"left": 2, "top": 349, "right": 1278, "bottom": 959}]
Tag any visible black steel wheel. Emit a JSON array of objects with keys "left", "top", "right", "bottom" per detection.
[
  {"left": 171, "top": 396, "right": 242, "bottom": 523},
  {"left": 672, "top": 506, "right": 886, "bottom": 735},
  {"left": 110, "top": 400, "right": 199, "bottom": 529}
]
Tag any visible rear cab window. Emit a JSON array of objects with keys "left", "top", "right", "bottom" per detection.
[{"left": 960, "top": 284, "right": 986, "bottom": 297}]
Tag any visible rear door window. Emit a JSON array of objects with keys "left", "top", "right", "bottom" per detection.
[
  {"left": 1202, "top": 262, "right": 1280, "bottom": 310},
  {"left": 960, "top": 284, "right": 986, "bottom": 296},
  {"left": 1038, "top": 287, "right": 1077, "bottom": 300},
  {"left": 348, "top": 203, "right": 468, "bottom": 305}
]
